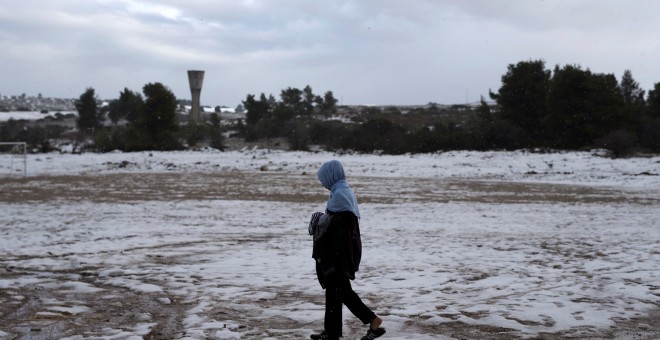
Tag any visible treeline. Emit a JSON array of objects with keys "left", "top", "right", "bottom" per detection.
[
  {"left": 86, "top": 83, "right": 224, "bottom": 151},
  {"left": 240, "top": 87, "right": 473, "bottom": 154},
  {"left": 484, "top": 60, "right": 659, "bottom": 155},
  {"left": 1, "top": 82, "right": 224, "bottom": 152},
  {"left": 239, "top": 85, "right": 337, "bottom": 150},
  {"left": 241, "top": 60, "right": 660, "bottom": 156},
  {"left": 2, "top": 59, "right": 659, "bottom": 156}
]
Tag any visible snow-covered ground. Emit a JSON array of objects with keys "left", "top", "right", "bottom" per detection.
[
  {"left": 0, "top": 110, "right": 77, "bottom": 121},
  {"left": 3, "top": 148, "right": 660, "bottom": 187},
  {"left": 1, "top": 149, "right": 659, "bottom": 339}
]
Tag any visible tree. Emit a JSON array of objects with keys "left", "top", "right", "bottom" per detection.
[
  {"left": 546, "top": 65, "right": 594, "bottom": 148},
  {"left": 128, "top": 82, "right": 180, "bottom": 150},
  {"left": 471, "top": 96, "right": 495, "bottom": 149},
  {"left": 280, "top": 87, "right": 303, "bottom": 113},
  {"left": 314, "top": 95, "right": 324, "bottom": 110},
  {"left": 241, "top": 86, "right": 337, "bottom": 146},
  {"left": 588, "top": 72, "right": 627, "bottom": 134},
  {"left": 476, "top": 96, "right": 493, "bottom": 123},
  {"left": 272, "top": 103, "right": 296, "bottom": 126},
  {"left": 122, "top": 88, "right": 144, "bottom": 123},
  {"left": 619, "top": 70, "right": 645, "bottom": 106},
  {"left": 209, "top": 112, "right": 224, "bottom": 150},
  {"left": 545, "top": 65, "right": 625, "bottom": 148},
  {"left": 242, "top": 93, "right": 273, "bottom": 140},
  {"left": 302, "top": 85, "right": 315, "bottom": 115},
  {"left": 617, "top": 70, "right": 645, "bottom": 153},
  {"left": 75, "top": 87, "right": 103, "bottom": 135},
  {"left": 267, "top": 94, "right": 277, "bottom": 109},
  {"left": 490, "top": 60, "right": 550, "bottom": 142},
  {"left": 108, "top": 88, "right": 143, "bottom": 124},
  {"left": 321, "top": 91, "right": 338, "bottom": 116},
  {"left": 106, "top": 99, "right": 120, "bottom": 125},
  {"left": 243, "top": 93, "right": 272, "bottom": 127},
  {"left": 646, "top": 82, "right": 660, "bottom": 118},
  {"left": 640, "top": 82, "right": 660, "bottom": 151},
  {"left": 243, "top": 94, "right": 259, "bottom": 126},
  {"left": 140, "top": 83, "right": 178, "bottom": 133}
]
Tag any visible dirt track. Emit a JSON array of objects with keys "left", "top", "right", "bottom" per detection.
[
  {"left": 1, "top": 172, "right": 655, "bottom": 205},
  {"left": 1, "top": 172, "right": 658, "bottom": 339}
]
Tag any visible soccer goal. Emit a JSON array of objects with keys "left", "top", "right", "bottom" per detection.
[{"left": 0, "top": 142, "right": 27, "bottom": 177}]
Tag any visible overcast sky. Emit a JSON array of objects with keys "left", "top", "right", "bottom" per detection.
[{"left": 2, "top": 0, "right": 659, "bottom": 106}]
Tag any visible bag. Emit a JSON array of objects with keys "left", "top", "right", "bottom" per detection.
[{"left": 309, "top": 212, "right": 332, "bottom": 242}]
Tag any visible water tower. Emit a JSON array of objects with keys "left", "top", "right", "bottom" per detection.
[{"left": 187, "top": 70, "right": 205, "bottom": 122}]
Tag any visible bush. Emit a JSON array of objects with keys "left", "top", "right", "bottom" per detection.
[
  {"left": 309, "top": 120, "right": 356, "bottom": 151},
  {"left": 182, "top": 122, "right": 204, "bottom": 148},
  {"left": 286, "top": 119, "right": 311, "bottom": 151},
  {"left": 94, "top": 127, "right": 127, "bottom": 152},
  {"left": 594, "top": 129, "right": 637, "bottom": 157},
  {"left": 353, "top": 118, "right": 408, "bottom": 154}
]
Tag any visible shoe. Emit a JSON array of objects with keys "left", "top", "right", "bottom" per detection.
[
  {"left": 360, "top": 327, "right": 386, "bottom": 340},
  {"left": 310, "top": 330, "right": 339, "bottom": 340}
]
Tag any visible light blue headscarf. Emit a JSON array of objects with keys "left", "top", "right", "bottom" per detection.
[{"left": 317, "top": 160, "right": 360, "bottom": 218}]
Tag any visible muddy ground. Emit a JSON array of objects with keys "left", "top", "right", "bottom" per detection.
[{"left": 1, "top": 172, "right": 658, "bottom": 339}]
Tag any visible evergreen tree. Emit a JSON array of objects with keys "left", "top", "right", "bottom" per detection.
[
  {"left": 119, "top": 88, "right": 144, "bottom": 123},
  {"left": 321, "top": 91, "right": 338, "bottom": 116},
  {"left": 75, "top": 87, "right": 103, "bottom": 135},
  {"left": 243, "top": 94, "right": 272, "bottom": 125},
  {"left": 243, "top": 94, "right": 259, "bottom": 126},
  {"left": 619, "top": 70, "right": 645, "bottom": 106},
  {"left": 476, "top": 95, "right": 493, "bottom": 124},
  {"left": 106, "top": 99, "right": 120, "bottom": 125},
  {"left": 490, "top": 60, "right": 550, "bottom": 142},
  {"left": 645, "top": 83, "right": 660, "bottom": 118},
  {"left": 128, "top": 82, "right": 180, "bottom": 150},
  {"left": 302, "top": 85, "right": 315, "bottom": 115},
  {"left": 280, "top": 87, "right": 303, "bottom": 112},
  {"left": 242, "top": 93, "right": 273, "bottom": 140},
  {"left": 140, "top": 83, "right": 178, "bottom": 133},
  {"left": 546, "top": 65, "right": 624, "bottom": 148},
  {"left": 107, "top": 88, "right": 144, "bottom": 124},
  {"left": 209, "top": 112, "right": 224, "bottom": 150},
  {"left": 640, "top": 83, "right": 660, "bottom": 151}
]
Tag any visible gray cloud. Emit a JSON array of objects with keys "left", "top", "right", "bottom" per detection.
[{"left": 1, "top": 0, "right": 659, "bottom": 106}]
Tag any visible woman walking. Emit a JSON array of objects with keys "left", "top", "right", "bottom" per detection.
[{"left": 309, "top": 160, "right": 385, "bottom": 340}]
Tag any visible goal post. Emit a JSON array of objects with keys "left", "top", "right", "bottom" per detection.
[{"left": 0, "top": 142, "right": 27, "bottom": 177}]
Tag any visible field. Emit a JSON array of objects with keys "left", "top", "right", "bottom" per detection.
[{"left": 0, "top": 150, "right": 659, "bottom": 339}]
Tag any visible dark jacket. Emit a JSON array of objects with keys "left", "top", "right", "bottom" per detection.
[{"left": 312, "top": 210, "right": 362, "bottom": 288}]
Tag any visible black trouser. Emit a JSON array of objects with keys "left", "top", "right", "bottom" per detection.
[{"left": 324, "top": 273, "right": 376, "bottom": 338}]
